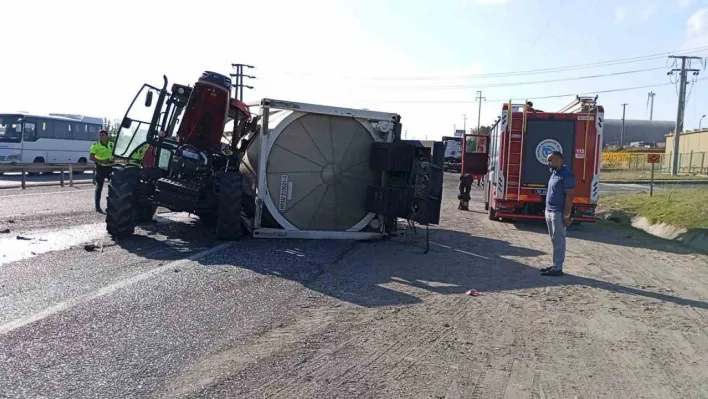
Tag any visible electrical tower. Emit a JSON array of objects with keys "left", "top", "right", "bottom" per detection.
[
  {"left": 646, "top": 91, "right": 655, "bottom": 121},
  {"left": 667, "top": 55, "right": 702, "bottom": 175},
  {"left": 230, "top": 63, "right": 256, "bottom": 101},
  {"left": 475, "top": 91, "right": 486, "bottom": 133}
]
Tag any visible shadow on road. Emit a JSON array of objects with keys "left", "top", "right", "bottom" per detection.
[
  {"left": 190, "top": 225, "right": 708, "bottom": 311},
  {"left": 511, "top": 218, "right": 702, "bottom": 255}
]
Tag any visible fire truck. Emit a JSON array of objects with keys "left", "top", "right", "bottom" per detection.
[{"left": 482, "top": 96, "right": 604, "bottom": 223}]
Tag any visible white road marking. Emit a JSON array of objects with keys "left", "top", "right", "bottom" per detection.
[
  {"left": 0, "top": 242, "right": 232, "bottom": 336},
  {"left": 430, "top": 241, "right": 491, "bottom": 260}
]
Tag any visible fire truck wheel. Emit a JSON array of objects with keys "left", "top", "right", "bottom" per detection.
[
  {"left": 487, "top": 207, "right": 497, "bottom": 221},
  {"left": 106, "top": 165, "right": 140, "bottom": 238},
  {"left": 215, "top": 172, "right": 243, "bottom": 241}
]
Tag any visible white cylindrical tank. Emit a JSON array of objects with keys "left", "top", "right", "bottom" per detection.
[{"left": 240, "top": 110, "right": 388, "bottom": 232}]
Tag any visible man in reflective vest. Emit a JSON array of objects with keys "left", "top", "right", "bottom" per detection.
[{"left": 89, "top": 129, "right": 114, "bottom": 213}]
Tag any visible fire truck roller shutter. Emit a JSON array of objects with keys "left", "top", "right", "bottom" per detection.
[{"left": 521, "top": 119, "right": 576, "bottom": 188}]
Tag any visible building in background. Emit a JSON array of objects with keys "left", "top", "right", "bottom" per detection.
[
  {"left": 454, "top": 129, "right": 465, "bottom": 138},
  {"left": 603, "top": 119, "right": 674, "bottom": 147},
  {"left": 664, "top": 129, "right": 708, "bottom": 173}
]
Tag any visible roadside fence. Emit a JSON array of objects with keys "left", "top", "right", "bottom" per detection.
[
  {"left": 601, "top": 152, "right": 708, "bottom": 174},
  {"left": 0, "top": 163, "right": 96, "bottom": 189}
]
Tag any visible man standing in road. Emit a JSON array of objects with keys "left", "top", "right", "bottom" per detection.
[
  {"left": 89, "top": 129, "right": 114, "bottom": 213},
  {"left": 541, "top": 151, "right": 574, "bottom": 277}
]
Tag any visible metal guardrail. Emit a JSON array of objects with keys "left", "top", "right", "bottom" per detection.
[{"left": 0, "top": 163, "right": 96, "bottom": 189}]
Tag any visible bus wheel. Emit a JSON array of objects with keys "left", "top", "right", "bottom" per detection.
[
  {"left": 29, "top": 158, "right": 45, "bottom": 176},
  {"left": 74, "top": 158, "right": 88, "bottom": 176}
]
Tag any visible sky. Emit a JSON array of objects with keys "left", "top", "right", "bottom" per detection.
[{"left": 3, "top": 0, "right": 708, "bottom": 141}]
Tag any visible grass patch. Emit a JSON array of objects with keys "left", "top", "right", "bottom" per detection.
[
  {"left": 598, "top": 188, "right": 708, "bottom": 229},
  {"left": 600, "top": 169, "right": 708, "bottom": 181}
]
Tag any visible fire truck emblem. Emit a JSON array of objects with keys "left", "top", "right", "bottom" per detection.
[{"left": 535, "top": 139, "right": 563, "bottom": 164}]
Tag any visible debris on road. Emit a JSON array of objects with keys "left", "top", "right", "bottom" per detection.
[
  {"left": 0, "top": 228, "right": 9, "bottom": 234},
  {"left": 466, "top": 289, "right": 483, "bottom": 297},
  {"left": 16, "top": 235, "right": 32, "bottom": 241}
]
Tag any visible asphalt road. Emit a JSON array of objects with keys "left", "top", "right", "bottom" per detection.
[{"left": 1, "top": 177, "right": 707, "bottom": 398}]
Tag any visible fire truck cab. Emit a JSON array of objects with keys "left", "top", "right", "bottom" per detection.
[{"left": 483, "top": 96, "right": 604, "bottom": 223}]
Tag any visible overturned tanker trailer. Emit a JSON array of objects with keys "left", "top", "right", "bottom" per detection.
[{"left": 237, "top": 99, "right": 445, "bottom": 240}]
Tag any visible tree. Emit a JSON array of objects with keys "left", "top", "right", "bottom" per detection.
[
  {"left": 471, "top": 125, "right": 492, "bottom": 135},
  {"left": 103, "top": 117, "right": 121, "bottom": 142}
]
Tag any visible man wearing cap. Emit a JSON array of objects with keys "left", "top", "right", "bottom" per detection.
[{"left": 89, "top": 129, "right": 115, "bottom": 213}]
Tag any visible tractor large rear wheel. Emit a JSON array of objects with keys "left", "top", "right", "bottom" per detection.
[
  {"left": 215, "top": 172, "right": 243, "bottom": 241},
  {"left": 106, "top": 165, "right": 141, "bottom": 238},
  {"left": 135, "top": 204, "right": 158, "bottom": 223}
]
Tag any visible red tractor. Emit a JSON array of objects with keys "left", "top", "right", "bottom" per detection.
[{"left": 106, "top": 72, "right": 253, "bottom": 240}]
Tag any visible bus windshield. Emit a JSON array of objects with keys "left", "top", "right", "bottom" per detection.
[{"left": 0, "top": 115, "right": 23, "bottom": 143}]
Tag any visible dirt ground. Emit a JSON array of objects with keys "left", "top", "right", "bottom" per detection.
[{"left": 168, "top": 174, "right": 708, "bottom": 399}]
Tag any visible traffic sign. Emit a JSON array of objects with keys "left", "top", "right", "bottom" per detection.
[{"left": 647, "top": 154, "right": 661, "bottom": 164}]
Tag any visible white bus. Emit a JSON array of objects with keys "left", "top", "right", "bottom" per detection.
[{"left": 0, "top": 113, "right": 103, "bottom": 166}]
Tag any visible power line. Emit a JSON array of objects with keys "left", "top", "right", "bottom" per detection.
[
  {"left": 345, "top": 66, "right": 664, "bottom": 91},
  {"left": 365, "top": 78, "right": 706, "bottom": 104},
  {"left": 259, "top": 45, "right": 708, "bottom": 81}
]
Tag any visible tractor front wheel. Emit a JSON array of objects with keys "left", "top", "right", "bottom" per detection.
[
  {"left": 215, "top": 172, "right": 243, "bottom": 241},
  {"left": 106, "top": 165, "right": 141, "bottom": 238}
]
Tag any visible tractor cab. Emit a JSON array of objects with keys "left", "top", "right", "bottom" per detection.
[{"left": 113, "top": 72, "right": 250, "bottom": 171}]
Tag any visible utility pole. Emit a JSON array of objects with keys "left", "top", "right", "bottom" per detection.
[
  {"left": 668, "top": 55, "right": 702, "bottom": 175},
  {"left": 647, "top": 91, "right": 655, "bottom": 121},
  {"left": 475, "top": 90, "right": 486, "bottom": 133},
  {"left": 230, "top": 63, "right": 256, "bottom": 101},
  {"left": 620, "top": 103, "right": 628, "bottom": 147},
  {"left": 462, "top": 114, "right": 467, "bottom": 133}
]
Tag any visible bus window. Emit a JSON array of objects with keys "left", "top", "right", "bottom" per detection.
[
  {"left": 0, "top": 116, "right": 23, "bottom": 143},
  {"left": 38, "top": 120, "right": 54, "bottom": 139},
  {"left": 54, "top": 121, "right": 70, "bottom": 139},
  {"left": 23, "top": 121, "right": 37, "bottom": 142}
]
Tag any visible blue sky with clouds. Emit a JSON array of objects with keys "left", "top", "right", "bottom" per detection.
[{"left": 2, "top": 0, "right": 708, "bottom": 139}]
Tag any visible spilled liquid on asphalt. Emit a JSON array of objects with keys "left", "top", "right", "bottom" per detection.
[{"left": 0, "top": 223, "right": 108, "bottom": 266}]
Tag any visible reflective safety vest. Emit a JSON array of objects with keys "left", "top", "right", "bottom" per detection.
[
  {"left": 129, "top": 143, "right": 149, "bottom": 165},
  {"left": 90, "top": 141, "right": 114, "bottom": 166}
]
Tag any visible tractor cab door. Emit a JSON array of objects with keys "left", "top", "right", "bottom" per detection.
[
  {"left": 461, "top": 133, "right": 490, "bottom": 177},
  {"left": 114, "top": 84, "right": 166, "bottom": 162}
]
